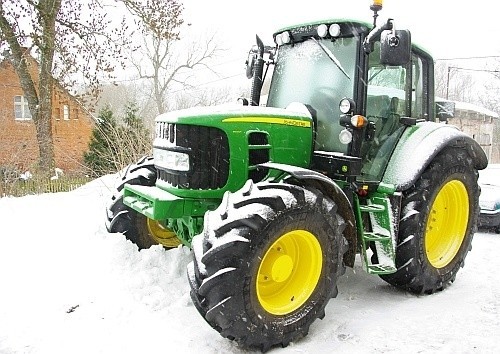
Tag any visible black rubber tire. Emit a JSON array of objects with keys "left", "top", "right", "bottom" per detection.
[
  {"left": 187, "top": 180, "right": 347, "bottom": 351},
  {"left": 379, "top": 146, "right": 480, "bottom": 294},
  {"left": 105, "top": 156, "right": 158, "bottom": 249}
]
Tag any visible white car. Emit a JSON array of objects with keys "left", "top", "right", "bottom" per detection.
[{"left": 478, "top": 164, "right": 500, "bottom": 234}]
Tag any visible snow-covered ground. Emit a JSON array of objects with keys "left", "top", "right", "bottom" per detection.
[{"left": 0, "top": 175, "right": 498, "bottom": 354}]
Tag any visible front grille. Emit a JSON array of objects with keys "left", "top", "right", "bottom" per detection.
[{"left": 156, "top": 123, "right": 229, "bottom": 189}]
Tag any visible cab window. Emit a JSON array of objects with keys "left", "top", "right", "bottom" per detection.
[{"left": 360, "top": 44, "right": 431, "bottom": 181}]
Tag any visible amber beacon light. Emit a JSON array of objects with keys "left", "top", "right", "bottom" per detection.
[{"left": 371, "top": 0, "right": 383, "bottom": 11}]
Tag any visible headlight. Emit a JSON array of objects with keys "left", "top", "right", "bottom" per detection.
[
  {"left": 153, "top": 149, "right": 190, "bottom": 172},
  {"left": 339, "top": 129, "right": 353, "bottom": 145},
  {"left": 339, "top": 97, "right": 355, "bottom": 114}
]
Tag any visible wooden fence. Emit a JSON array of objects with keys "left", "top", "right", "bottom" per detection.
[{"left": 0, "top": 177, "right": 92, "bottom": 198}]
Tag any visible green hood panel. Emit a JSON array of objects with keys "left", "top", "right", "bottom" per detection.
[{"left": 153, "top": 104, "right": 315, "bottom": 199}]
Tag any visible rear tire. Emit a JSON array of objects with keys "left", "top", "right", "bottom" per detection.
[
  {"left": 105, "top": 156, "right": 180, "bottom": 249},
  {"left": 380, "top": 146, "right": 480, "bottom": 294},
  {"left": 188, "top": 181, "right": 347, "bottom": 351}
]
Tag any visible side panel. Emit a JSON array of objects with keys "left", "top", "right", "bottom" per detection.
[{"left": 382, "top": 122, "right": 488, "bottom": 191}]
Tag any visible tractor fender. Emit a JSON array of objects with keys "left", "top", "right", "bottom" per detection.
[
  {"left": 382, "top": 122, "right": 488, "bottom": 191},
  {"left": 258, "top": 162, "right": 357, "bottom": 267}
]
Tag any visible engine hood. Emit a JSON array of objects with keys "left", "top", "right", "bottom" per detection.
[{"left": 155, "top": 104, "right": 313, "bottom": 126}]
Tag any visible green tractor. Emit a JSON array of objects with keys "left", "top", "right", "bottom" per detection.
[{"left": 106, "top": 1, "right": 487, "bottom": 351}]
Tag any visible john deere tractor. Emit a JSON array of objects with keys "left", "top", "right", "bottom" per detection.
[{"left": 106, "top": 1, "right": 487, "bottom": 351}]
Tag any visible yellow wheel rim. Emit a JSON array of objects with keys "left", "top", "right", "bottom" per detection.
[
  {"left": 146, "top": 218, "right": 181, "bottom": 248},
  {"left": 256, "top": 230, "right": 322, "bottom": 315},
  {"left": 425, "top": 180, "right": 469, "bottom": 269}
]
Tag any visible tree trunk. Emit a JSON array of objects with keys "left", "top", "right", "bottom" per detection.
[
  {"left": 33, "top": 103, "right": 55, "bottom": 173},
  {"left": 0, "top": 0, "right": 60, "bottom": 175}
]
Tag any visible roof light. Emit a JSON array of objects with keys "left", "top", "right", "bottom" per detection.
[
  {"left": 275, "top": 32, "right": 291, "bottom": 46},
  {"left": 281, "top": 31, "right": 291, "bottom": 44},
  {"left": 317, "top": 24, "right": 328, "bottom": 38},
  {"left": 275, "top": 34, "right": 282, "bottom": 46},
  {"left": 329, "top": 24, "right": 341, "bottom": 37}
]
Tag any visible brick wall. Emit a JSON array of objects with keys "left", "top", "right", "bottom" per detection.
[{"left": 0, "top": 59, "right": 94, "bottom": 175}]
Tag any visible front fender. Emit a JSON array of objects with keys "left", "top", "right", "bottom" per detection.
[
  {"left": 257, "top": 162, "right": 357, "bottom": 267},
  {"left": 382, "top": 122, "right": 488, "bottom": 191}
]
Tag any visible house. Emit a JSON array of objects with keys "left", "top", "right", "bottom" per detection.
[
  {"left": 0, "top": 55, "right": 94, "bottom": 176},
  {"left": 447, "top": 101, "right": 499, "bottom": 162}
]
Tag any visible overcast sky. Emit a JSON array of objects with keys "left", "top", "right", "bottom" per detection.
[
  {"left": 182, "top": 0, "right": 500, "bottom": 61},
  {"left": 175, "top": 0, "right": 500, "bottom": 98}
]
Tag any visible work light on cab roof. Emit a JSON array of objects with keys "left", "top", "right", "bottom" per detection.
[
  {"left": 275, "top": 31, "right": 291, "bottom": 46},
  {"left": 317, "top": 23, "right": 341, "bottom": 38}
]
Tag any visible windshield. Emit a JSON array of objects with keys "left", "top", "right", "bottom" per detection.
[{"left": 266, "top": 37, "right": 358, "bottom": 153}]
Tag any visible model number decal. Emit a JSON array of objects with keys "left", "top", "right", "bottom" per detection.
[{"left": 222, "top": 117, "right": 311, "bottom": 128}]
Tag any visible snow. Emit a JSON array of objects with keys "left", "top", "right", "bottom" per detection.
[
  {"left": 155, "top": 104, "right": 311, "bottom": 123},
  {"left": 1, "top": 174, "right": 499, "bottom": 353}
]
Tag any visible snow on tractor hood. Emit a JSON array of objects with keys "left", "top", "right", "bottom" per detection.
[{"left": 154, "top": 103, "right": 313, "bottom": 125}]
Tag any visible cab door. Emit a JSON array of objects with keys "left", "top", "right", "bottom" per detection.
[{"left": 360, "top": 43, "right": 431, "bottom": 181}]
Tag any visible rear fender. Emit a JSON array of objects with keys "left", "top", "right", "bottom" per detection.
[
  {"left": 383, "top": 122, "right": 488, "bottom": 191},
  {"left": 257, "top": 162, "right": 357, "bottom": 267}
]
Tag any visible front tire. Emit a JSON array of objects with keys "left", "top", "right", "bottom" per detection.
[
  {"left": 188, "top": 181, "right": 347, "bottom": 351},
  {"left": 106, "top": 156, "right": 181, "bottom": 249},
  {"left": 380, "top": 146, "right": 480, "bottom": 294}
]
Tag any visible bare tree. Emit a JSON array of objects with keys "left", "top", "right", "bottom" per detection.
[
  {"left": 434, "top": 62, "right": 475, "bottom": 102},
  {"left": 172, "top": 85, "right": 236, "bottom": 110},
  {"left": 132, "top": 26, "right": 222, "bottom": 115},
  {"left": 434, "top": 61, "right": 449, "bottom": 99},
  {"left": 0, "top": 0, "right": 183, "bottom": 174}
]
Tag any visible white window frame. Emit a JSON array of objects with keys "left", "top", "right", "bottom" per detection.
[
  {"left": 63, "top": 104, "right": 70, "bottom": 120},
  {"left": 14, "top": 95, "right": 32, "bottom": 120}
]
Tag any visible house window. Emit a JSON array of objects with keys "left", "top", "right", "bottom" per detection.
[
  {"left": 14, "top": 96, "right": 32, "bottom": 120},
  {"left": 63, "top": 105, "right": 70, "bottom": 120},
  {"left": 479, "top": 133, "right": 491, "bottom": 146}
]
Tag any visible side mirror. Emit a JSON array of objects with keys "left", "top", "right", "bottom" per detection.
[
  {"left": 246, "top": 49, "right": 257, "bottom": 79},
  {"left": 380, "top": 29, "right": 411, "bottom": 66},
  {"left": 436, "top": 101, "right": 455, "bottom": 122}
]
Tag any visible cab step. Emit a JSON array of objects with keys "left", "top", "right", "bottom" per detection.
[{"left": 355, "top": 192, "right": 399, "bottom": 275}]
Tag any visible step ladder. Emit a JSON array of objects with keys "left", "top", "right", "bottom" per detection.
[{"left": 356, "top": 195, "right": 397, "bottom": 275}]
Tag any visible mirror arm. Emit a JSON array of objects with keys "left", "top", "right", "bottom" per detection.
[
  {"left": 363, "top": 18, "right": 393, "bottom": 54},
  {"left": 250, "top": 35, "right": 265, "bottom": 106}
]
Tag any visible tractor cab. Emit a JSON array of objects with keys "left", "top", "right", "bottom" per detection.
[{"left": 246, "top": 4, "right": 433, "bottom": 183}]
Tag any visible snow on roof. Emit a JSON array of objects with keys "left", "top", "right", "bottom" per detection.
[
  {"left": 436, "top": 97, "right": 499, "bottom": 119},
  {"left": 454, "top": 101, "right": 499, "bottom": 119}
]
